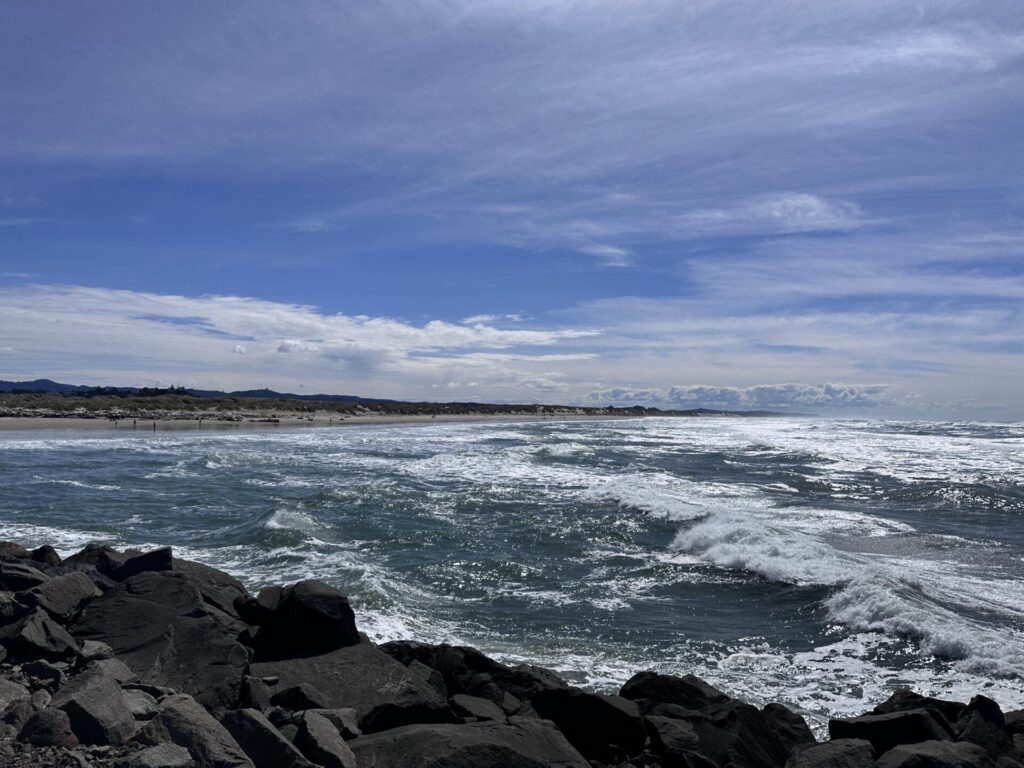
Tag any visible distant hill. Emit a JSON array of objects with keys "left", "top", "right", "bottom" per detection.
[
  {"left": 0, "top": 379, "right": 802, "bottom": 416},
  {"left": 0, "top": 379, "right": 391, "bottom": 403}
]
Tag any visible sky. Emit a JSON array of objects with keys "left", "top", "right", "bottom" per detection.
[{"left": 0, "top": 1, "right": 1022, "bottom": 417}]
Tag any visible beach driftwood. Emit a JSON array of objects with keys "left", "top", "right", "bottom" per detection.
[{"left": 0, "top": 541, "right": 1020, "bottom": 768}]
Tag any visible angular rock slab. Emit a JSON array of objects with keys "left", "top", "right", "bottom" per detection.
[
  {"left": 249, "top": 579, "right": 359, "bottom": 661},
  {"left": 136, "top": 694, "right": 255, "bottom": 768},
  {"left": 349, "top": 718, "right": 590, "bottom": 768},
  {"left": 381, "top": 641, "right": 567, "bottom": 703},
  {"left": 252, "top": 640, "right": 450, "bottom": 733},
  {"left": 875, "top": 739, "right": 997, "bottom": 768},
  {"left": 786, "top": 738, "right": 875, "bottom": 768},
  {"left": 532, "top": 687, "right": 645, "bottom": 762},
  {"left": 57, "top": 672, "right": 137, "bottom": 745},
  {"left": 18, "top": 707, "right": 79, "bottom": 748},
  {"left": 118, "top": 744, "right": 197, "bottom": 768},
  {"left": 21, "top": 571, "right": 101, "bottom": 621},
  {"left": 294, "top": 711, "right": 358, "bottom": 768},
  {"left": 221, "top": 708, "right": 316, "bottom": 768},
  {"left": 620, "top": 671, "right": 731, "bottom": 713},
  {"left": 72, "top": 572, "right": 248, "bottom": 715},
  {"left": 0, "top": 607, "right": 79, "bottom": 659},
  {"left": 829, "top": 709, "right": 952, "bottom": 756}
]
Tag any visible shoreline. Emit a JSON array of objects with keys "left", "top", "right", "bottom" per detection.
[
  {"left": 0, "top": 540, "right": 1021, "bottom": 768},
  {"left": 0, "top": 411, "right": 639, "bottom": 432}
]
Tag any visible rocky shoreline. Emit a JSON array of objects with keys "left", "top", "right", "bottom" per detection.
[{"left": 0, "top": 542, "right": 1020, "bottom": 768}]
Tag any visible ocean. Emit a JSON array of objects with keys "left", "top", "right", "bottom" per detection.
[{"left": 0, "top": 416, "right": 1021, "bottom": 732}]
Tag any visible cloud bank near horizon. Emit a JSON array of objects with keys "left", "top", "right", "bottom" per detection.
[{"left": 0, "top": 283, "right": 1019, "bottom": 417}]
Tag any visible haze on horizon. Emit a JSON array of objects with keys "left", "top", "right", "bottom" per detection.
[{"left": 1, "top": 2, "right": 1021, "bottom": 419}]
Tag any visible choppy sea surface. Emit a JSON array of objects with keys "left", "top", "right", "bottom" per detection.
[{"left": 0, "top": 417, "right": 1022, "bottom": 731}]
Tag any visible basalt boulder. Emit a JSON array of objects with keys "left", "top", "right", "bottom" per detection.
[
  {"left": 531, "top": 686, "right": 646, "bottom": 762},
  {"left": 252, "top": 639, "right": 451, "bottom": 733},
  {"left": 786, "top": 738, "right": 875, "bottom": 768},
  {"left": 71, "top": 571, "right": 248, "bottom": 715},
  {"left": 247, "top": 580, "right": 359, "bottom": 661},
  {"left": 875, "top": 739, "right": 997, "bottom": 768},
  {"left": 621, "top": 672, "right": 797, "bottom": 768},
  {"left": 19, "top": 571, "right": 101, "bottom": 622},
  {"left": 380, "top": 641, "right": 568, "bottom": 704},
  {"left": 136, "top": 693, "right": 255, "bottom": 768},
  {"left": 348, "top": 718, "right": 590, "bottom": 768},
  {"left": 0, "top": 606, "right": 79, "bottom": 659},
  {"left": 829, "top": 709, "right": 952, "bottom": 756},
  {"left": 620, "top": 671, "right": 732, "bottom": 714},
  {"left": 220, "top": 708, "right": 316, "bottom": 768}
]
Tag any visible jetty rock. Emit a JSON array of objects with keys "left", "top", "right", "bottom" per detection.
[{"left": 0, "top": 539, "right": 1021, "bottom": 768}]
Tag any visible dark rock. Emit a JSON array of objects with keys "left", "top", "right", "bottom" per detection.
[
  {"left": 686, "top": 699, "right": 793, "bottom": 768},
  {"left": 958, "top": 696, "right": 1013, "bottom": 759},
  {"left": 221, "top": 708, "right": 315, "bottom": 768},
  {"left": 0, "top": 561, "right": 50, "bottom": 591},
  {"left": 256, "top": 586, "right": 284, "bottom": 613},
  {"left": 876, "top": 739, "right": 996, "bottom": 768},
  {"left": 124, "top": 681, "right": 178, "bottom": 699},
  {"left": 3, "top": 699, "right": 35, "bottom": 731},
  {"left": 348, "top": 718, "right": 590, "bottom": 768},
  {"left": 874, "top": 690, "right": 966, "bottom": 727},
  {"left": 249, "top": 580, "right": 359, "bottom": 661},
  {"left": 64, "top": 543, "right": 119, "bottom": 566},
  {"left": 645, "top": 714, "right": 700, "bottom": 756},
  {"left": 57, "top": 672, "right": 137, "bottom": 745},
  {"left": 31, "top": 545, "right": 62, "bottom": 568},
  {"left": 252, "top": 640, "right": 450, "bottom": 733},
  {"left": 409, "top": 658, "right": 449, "bottom": 698},
  {"left": 72, "top": 572, "right": 248, "bottom": 715},
  {"left": 451, "top": 693, "right": 506, "bottom": 722},
  {"left": 500, "top": 692, "right": 525, "bottom": 716},
  {"left": 381, "top": 640, "right": 568, "bottom": 703},
  {"left": 239, "top": 677, "right": 272, "bottom": 711},
  {"left": 19, "top": 707, "right": 79, "bottom": 747},
  {"left": 1006, "top": 711, "right": 1023, "bottom": 736},
  {"left": 829, "top": 710, "right": 952, "bottom": 756},
  {"left": 762, "top": 702, "right": 816, "bottom": 752},
  {"left": 97, "top": 549, "right": 132, "bottom": 578},
  {"left": 118, "top": 744, "right": 197, "bottom": 768},
  {"left": 0, "top": 677, "right": 30, "bottom": 710},
  {"left": 31, "top": 688, "right": 52, "bottom": 708},
  {"left": 305, "top": 708, "right": 361, "bottom": 739},
  {"left": 171, "top": 559, "right": 249, "bottom": 628},
  {"left": 786, "top": 738, "right": 875, "bottom": 768},
  {"left": 0, "top": 541, "right": 30, "bottom": 559},
  {"left": 619, "top": 671, "right": 731, "bottom": 713},
  {"left": 91, "top": 656, "right": 140, "bottom": 684},
  {"left": 0, "top": 606, "right": 79, "bottom": 659},
  {"left": 532, "top": 686, "right": 646, "bottom": 762},
  {"left": 294, "top": 710, "right": 358, "bottom": 768},
  {"left": 124, "top": 689, "right": 160, "bottom": 720},
  {"left": 136, "top": 693, "right": 255, "bottom": 768},
  {"left": 270, "top": 684, "right": 327, "bottom": 712},
  {"left": 79, "top": 639, "right": 116, "bottom": 661},
  {"left": 116, "top": 548, "right": 174, "bottom": 581},
  {"left": 0, "top": 590, "right": 30, "bottom": 625},
  {"left": 23, "top": 658, "right": 65, "bottom": 689}
]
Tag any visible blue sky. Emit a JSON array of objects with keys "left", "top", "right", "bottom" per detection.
[{"left": 1, "top": 1, "right": 1022, "bottom": 415}]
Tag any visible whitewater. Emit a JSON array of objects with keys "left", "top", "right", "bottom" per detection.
[{"left": 0, "top": 416, "right": 1021, "bottom": 733}]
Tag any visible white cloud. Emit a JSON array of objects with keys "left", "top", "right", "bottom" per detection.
[
  {"left": 675, "top": 193, "right": 865, "bottom": 237},
  {"left": 577, "top": 243, "right": 633, "bottom": 267},
  {"left": 582, "top": 382, "right": 903, "bottom": 412}
]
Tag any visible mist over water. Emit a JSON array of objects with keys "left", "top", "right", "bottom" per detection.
[{"left": 0, "top": 417, "right": 1021, "bottom": 733}]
